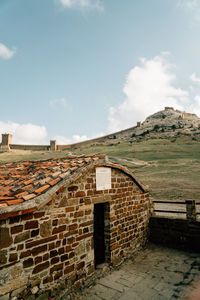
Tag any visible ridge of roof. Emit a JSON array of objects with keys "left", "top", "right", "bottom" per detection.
[
  {"left": 0, "top": 154, "right": 107, "bottom": 209},
  {"left": 0, "top": 154, "right": 148, "bottom": 219}
]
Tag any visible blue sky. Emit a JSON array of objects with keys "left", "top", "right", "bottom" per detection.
[{"left": 1, "top": 0, "right": 200, "bottom": 144}]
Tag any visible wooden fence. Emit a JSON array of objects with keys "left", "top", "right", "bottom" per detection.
[{"left": 152, "top": 200, "right": 200, "bottom": 222}]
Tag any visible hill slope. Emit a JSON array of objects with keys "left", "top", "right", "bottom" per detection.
[{"left": 97, "top": 107, "right": 200, "bottom": 145}]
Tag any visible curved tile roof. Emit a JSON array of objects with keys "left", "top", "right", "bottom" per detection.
[{"left": 0, "top": 154, "right": 107, "bottom": 208}]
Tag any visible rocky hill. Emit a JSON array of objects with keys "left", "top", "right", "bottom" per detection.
[{"left": 97, "top": 107, "right": 200, "bottom": 145}]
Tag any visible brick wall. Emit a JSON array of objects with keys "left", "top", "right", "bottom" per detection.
[
  {"left": 0, "top": 167, "right": 150, "bottom": 299},
  {"left": 150, "top": 217, "right": 200, "bottom": 251}
]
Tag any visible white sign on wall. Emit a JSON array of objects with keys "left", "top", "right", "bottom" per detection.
[{"left": 96, "top": 167, "right": 111, "bottom": 191}]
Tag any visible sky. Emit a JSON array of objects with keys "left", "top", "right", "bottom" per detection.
[{"left": 1, "top": 0, "right": 200, "bottom": 145}]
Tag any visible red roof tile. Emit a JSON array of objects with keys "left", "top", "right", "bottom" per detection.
[{"left": 0, "top": 154, "right": 107, "bottom": 208}]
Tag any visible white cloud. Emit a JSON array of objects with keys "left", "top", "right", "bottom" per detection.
[
  {"left": 59, "top": 0, "right": 104, "bottom": 11},
  {"left": 177, "top": 0, "right": 200, "bottom": 9},
  {"left": 54, "top": 134, "right": 88, "bottom": 145},
  {"left": 49, "top": 98, "right": 68, "bottom": 109},
  {"left": 108, "top": 54, "right": 189, "bottom": 132},
  {"left": 0, "top": 121, "right": 47, "bottom": 144},
  {"left": 188, "top": 95, "right": 200, "bottom": 116},
  {"left": 54, "top": 131, "right": 105, "bottom": 145},
  {"left": 177, "top": 0, "right": 200, "bottom": 21},
  {"left": 0, "top": 43, "right": 15, "bottom": 60},
  {"left": 190, "top": 73, "right": 200, "bottom": 83}
]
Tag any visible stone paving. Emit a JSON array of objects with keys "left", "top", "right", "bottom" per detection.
[{"left": 78, "top": 244, "right": 200, "bottom": 300}]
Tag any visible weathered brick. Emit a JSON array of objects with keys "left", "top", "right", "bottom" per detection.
[
  {"left": 51, "top": 257, "right": 59, "bottom": 265},
  {"left": 68, "top": 186, "right": 78, "bottom": 192},
  {"left": 25, "top": 220, "right": 38, "bottom": 230},
  {"left": 69, "top": 251, "right": 75, "bottom": 259},
  {"left": 64, "top": 242, "right": 71, "bottom": 251},
  {"left": 32, "top": 261, "right": 49, "bottom": 274},
  {"left": 11, "top": 225, "right": 23, "bottom": 234},
  {"left": 31, "top": 229, "right": 39, "bottom": 237},
  {"left": 75, "top": 191, "right": 85, "bottom": 198},
  {"left": 52, "top": 225, "right": 66, "bottom": 234},
  {"left": 9, "top": 216, "right": 20, "bottom": 224},
  {"left": 31, "top": 245, "right": 47, "bottom": 256},
  {"left": 65, "top": 207, "right": 74, "bottom": 213},
  {"left": 0, "top": 250, "right": 7, "bottom": 264},
  {"left": 20, "top": 250, "right": 31, "bottom": 259},
  {"left": 50, "top": 263, "right": 63, "bottom": 273},
  {"left": 34, "top": 212, "right": 45, "bottom": 219},
  {"left": 87, "top": 178, "right": 93, "bottom": 183},
  {"left": 26, "top": 235, "right": 57, "bottom": 249},
  {"left": 0, "top": 211, "right": 19, "bottom": 221},
  {"left": 64, "top": 264, "right": 74, "bottom": 275},
  {"left": 58, "top": 247, "right": 64, "bottom": 255},
  {"left": 61, "top": 254, "right": 68, "bottom": 262},
  {"left": 21, "top": 213, "right": 33, "bottom": 221},
  {"left": 56, "top": 241, "right": 61, "bottom": 248},
  {"left": 67, "top": 237, "right": 75, "bottom": 244},
  {"left": 57, "top": 186, "right": 65, "bottom": 193},
  {"left": 69, "top": 224, "right": 78, "bottom": 231},
  {"left": 54, "top": 271, "right": 63, "bottom": 280},
  {"left": 80, "top": 220, "right": 93, "bottom": 227},
  {"left": 52, "top": 219, "right": 58, "bottom": 226},
  {"left": 35, "top": 256, "right": 42, "bottom": 265},
  {"left": 50, "top": 250, "right": 58, "bottom": 258},
  {"left": 74, "top": 211, "right": 84, "bottom": 218},
  {"left": 43, "top": 253, "right": 49, "bottom": 261},
  {"left": 77, "top": 261, "right": 85, "bottom": 270},
  {"left": 48, "top": 242, "right": 55, "bottom": 250},
  {"left": 23, "top": 257, "right": 34, "bottom": 268},
  {"left": 43, "top": 275, "right": 53, "bottom": 284},
  {"left": 0, "top": 227, "right": 13, "bottom": 249}
]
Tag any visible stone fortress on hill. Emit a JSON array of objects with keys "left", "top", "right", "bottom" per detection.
[{"left": 0, "top": 107, "right": 200, "bottom": 152}]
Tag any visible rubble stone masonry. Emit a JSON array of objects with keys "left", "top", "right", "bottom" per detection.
[{"left": 0, "top": 167, "right": 150, "bottom": 299}]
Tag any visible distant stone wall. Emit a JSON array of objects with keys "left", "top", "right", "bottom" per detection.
[
  {"left": 182, "top": 112, "right": 196, "bottom": 119},
  {"left": 0, "top": 124, "right": 139, "bottom": 152},
  {"left": 10, "top": 144, "right": 50, "bottom": 151},
  {"left": 57, "top": 125, "right": 138, "bottom": 150}
]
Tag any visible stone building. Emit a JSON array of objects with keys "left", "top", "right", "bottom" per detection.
[{"left": 0, "top": 154, "right": 150, "bottom": 299}]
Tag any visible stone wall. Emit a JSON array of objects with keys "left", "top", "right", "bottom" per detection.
[
  {"left": 149, "top": 217, "right": 200, "bottom": 251},
  {"left": 56, "top": 126, "right": 137, "bottom": 150},
  {"left": 10, "top": 144, "right": 50, "bottom": 151},
  {"left": 0, "top": 168, "right": 150, "bottom": 299}
]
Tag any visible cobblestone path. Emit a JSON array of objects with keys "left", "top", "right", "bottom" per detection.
[{"left": 78, "top": 244, "right": 200, "bottom": 300}]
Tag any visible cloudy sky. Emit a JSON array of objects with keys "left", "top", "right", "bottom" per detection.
[{"left": 1, "top": 0, "right": 200, "bottom": 144}]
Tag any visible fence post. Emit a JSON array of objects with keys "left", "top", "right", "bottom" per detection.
[{"left": 186, "top": 200, "right": 196, "bottom": 221}]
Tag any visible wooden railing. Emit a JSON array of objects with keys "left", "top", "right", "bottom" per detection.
[{"left": 152, "top": 200, "right": 200, "bottom": 221}]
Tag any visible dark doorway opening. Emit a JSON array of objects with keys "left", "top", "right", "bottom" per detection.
[{"left": 94, "top": 203, "right": 107, "bottom": 267}]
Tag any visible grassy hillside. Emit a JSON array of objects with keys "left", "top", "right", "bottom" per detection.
[
  {"left": 0, "top": 139, "right": 199, "bottom": 202},
  {"left": 72, "top": 139, "right": 200, "bottom": 202}
]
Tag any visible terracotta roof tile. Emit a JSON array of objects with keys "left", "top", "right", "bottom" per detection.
[
  {"left": 22, "top": 193, "right": 36, "bottom": 201},
  {"left": 15, "top": 191, "right": 28, "bottom": 198},
  {"left": 0, "top": 154, "right": 106, "bottom": 208},
  {"left": 34, "top": 184, "right": 50, "bottom": 194},
  {"left": 6, "top": 199, "right": 24, "bottom": 205}
]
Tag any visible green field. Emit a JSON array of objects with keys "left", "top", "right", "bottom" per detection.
[
  {"left": 72, "top": 139, "right": 200, "bottom": 202},
  {"left": 0, "top": 139, "right": 199, "bottom": 202}
]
